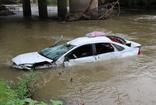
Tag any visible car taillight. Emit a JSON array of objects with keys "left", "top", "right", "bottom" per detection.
[{"left": 138, "top": 49, "right": 141, "bottom": 55}]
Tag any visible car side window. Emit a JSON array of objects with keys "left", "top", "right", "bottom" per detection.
[
  {"left": 95, "top": 43, "right": 114, "bottom": 54},
  {"left": 112, "top": 44, "right": 125, "bottom": 51},
  {"left": 67, "top": 44, "right": 93, "bottom": 59}
]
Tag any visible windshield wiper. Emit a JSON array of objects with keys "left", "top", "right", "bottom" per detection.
[{"left": 50, "top": 35, "right": 63, "bottom": 47}]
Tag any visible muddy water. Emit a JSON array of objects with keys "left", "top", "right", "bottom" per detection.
[{"left": 0, "top": 10, "right": 156, "bottom": 105}]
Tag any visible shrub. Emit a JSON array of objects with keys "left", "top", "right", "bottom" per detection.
[
  {"left": 11, "top": 71, "right": 40, "bottom": 99},
  {"left": 0, "top": 71, "right": 64, "bottom": 105},
  {"left": 0, "top": 79, "right": 25, "bottom": 105}
]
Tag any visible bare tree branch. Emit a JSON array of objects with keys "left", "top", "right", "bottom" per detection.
[{"left": 64, "top": 0, "right": 120, "bottom": 21}]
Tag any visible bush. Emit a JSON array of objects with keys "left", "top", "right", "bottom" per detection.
[
  {"left": 11, "top": 71, "right": 40, "bottom": 99},
  {"left": 0, "top": 80, "right": 25, "bottom": 105},
  {"left": 0, "top": 71, "right": 64, "bottom": 105}
]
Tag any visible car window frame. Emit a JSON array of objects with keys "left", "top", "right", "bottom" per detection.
[
  {"left": 94, "top": 43, "right": 115, "bottom": 55},
  {"left": 66, "top": 44, "right": 95, "bottom": 60},
  {"left": 112, "top": 43, "right": 125, "bottom": 51}
]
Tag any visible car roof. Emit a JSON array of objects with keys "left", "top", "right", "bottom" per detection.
[{"left": 67, "top": 36, "right": 112, "bottom": 46}]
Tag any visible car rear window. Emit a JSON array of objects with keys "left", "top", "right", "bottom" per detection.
[
  {"left": 112, "top": 44, "right": 125, "bottom": 51},
  {"left": 95, "top": 43, "right": 114, "bottom": 54}
]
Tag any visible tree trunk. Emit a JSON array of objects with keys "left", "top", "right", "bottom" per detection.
[{"left": 98, "top": 0, "right": 101, "bottom": 6}]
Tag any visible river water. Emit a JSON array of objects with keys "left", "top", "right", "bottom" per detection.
[{"left": 0, "top": 10, "right": 156, "bottom": 105}]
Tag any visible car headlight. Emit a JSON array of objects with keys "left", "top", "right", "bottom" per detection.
[{"left": 20, "top": 64, "right": 33, "bottom": 70}]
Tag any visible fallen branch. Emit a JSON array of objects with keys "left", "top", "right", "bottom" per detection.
[
  {"left": 32, "top": 71, "right": 56, "bottom": 91},
  {"left": 64, "top": 0, "right": 120, "bottom": 21}
]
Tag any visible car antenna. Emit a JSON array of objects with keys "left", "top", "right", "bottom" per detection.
[{"left": 50, "top": 35, "right": 63, "bottom": 47}]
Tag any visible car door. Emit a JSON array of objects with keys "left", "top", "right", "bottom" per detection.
[
  {"left": 95, "top": 43, "right": 121, "bottom": 61},
  {"left": 64, "top": 44, "right": 97, "bottom": 66}
]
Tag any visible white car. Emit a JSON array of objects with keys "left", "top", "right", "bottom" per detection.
[{"left": 12, "top": 32, "right": 141, "bottom": 70}]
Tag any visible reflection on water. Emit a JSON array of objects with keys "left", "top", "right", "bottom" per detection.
[{"left": 0, "top": 10, "right": 156, "bottom": 104}]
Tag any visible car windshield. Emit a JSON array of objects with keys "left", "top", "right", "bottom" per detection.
[{"left": 39, "top": 44, "right": 75, "bottom": 61}]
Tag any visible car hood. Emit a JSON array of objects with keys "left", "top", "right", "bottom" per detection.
[{"left": 12, "top": 52, "right": 53, "bottom": 65}]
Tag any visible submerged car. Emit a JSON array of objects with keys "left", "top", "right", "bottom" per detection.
[{"left": 12, "top": 32, "right": 141, "bottom": 70}]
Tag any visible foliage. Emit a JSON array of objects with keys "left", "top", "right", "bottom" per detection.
[
  {"left": 11, "top": 70, "right": 41, "bottom": 99},
  {"left": 0, "top": 71, "right": 64, "bottom": 105},
  {"left": 50, "top": 99, "right": 63, "bottom": 105},
  {"left": 0, "top": 79, "right": 25, "bottom": 105}
]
